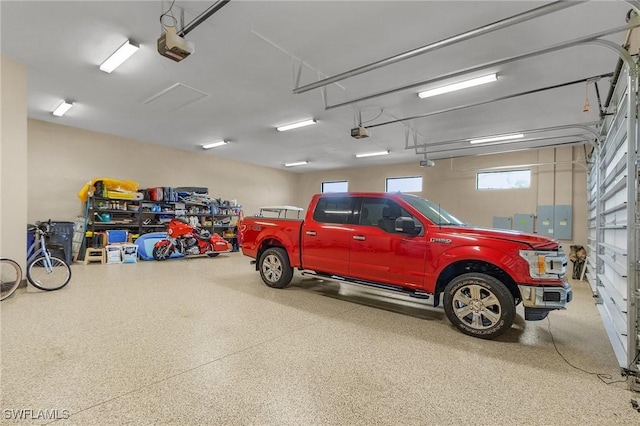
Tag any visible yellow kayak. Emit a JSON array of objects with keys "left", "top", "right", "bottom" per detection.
[{"left": 78, "top": 178, "right": 139, "bottom": 202}]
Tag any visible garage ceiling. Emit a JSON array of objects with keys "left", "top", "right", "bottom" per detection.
[{"left": 0, "top": 1, "right": 634, "bottom": 172}]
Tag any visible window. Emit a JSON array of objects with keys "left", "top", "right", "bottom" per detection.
[
  {"left": 386, "top": 176, "right": 422, "bottom": 193},
  {"left": 313, "top": 197, "right": 354, "bottom": 224},
  {"left": 476, "top": 170, "right": 531, "bottom": 190},
  {"left": 359, "top": 197, "right": 420, "bottom": 233},
  {"left": 400, "top": 194, "right": 465, "bottom": 226},
  {"left": 321, "top": 180, "right": 348, "bottom": 193}
]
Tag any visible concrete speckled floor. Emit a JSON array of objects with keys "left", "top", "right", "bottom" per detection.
[{"left": 1, "top": 252, "right": 638, "bottom": 425}]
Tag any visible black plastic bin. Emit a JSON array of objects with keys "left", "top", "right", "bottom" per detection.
[{"left": 48, "top": 221, "right": 74, "bottom": 265}]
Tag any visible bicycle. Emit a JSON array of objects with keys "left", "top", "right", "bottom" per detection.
[
  {"left": 25, "top": 221, "right": 72, "bottom": 291},
  {"left": 1, "top": 258, "right": 22, "bottom": 301}
]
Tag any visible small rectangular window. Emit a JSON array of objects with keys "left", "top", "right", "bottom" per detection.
[
  {"left": 322, "top": 181, "right": 348, "bottom": 193},
  {"left": 313, "top": 197, "right": 353, "bottom": 224},
  {"left": 386, "top": 176, "right": 422, "bottom": 193},
  {"left": 476, "top": 169, "right": 531, "bottom": 190}
]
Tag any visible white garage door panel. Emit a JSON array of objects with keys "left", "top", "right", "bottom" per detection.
[
  {"left": 597, "top": 303, "right": 628, "bottom": 364},
  {"left": 605, "top": 149, "right": 627, "bottom": 177},
  {"left": 598, "top": 272, "right": 627, "bottom": 312},
  {"left": 603, "top": 111, "right": 627, "bottom": 161},
  {"left": 602, "top": 228, "right": 627, "bottom": 249},
  {"left": 599, "top": 285, "right": 628, "bottom": 345},
  {"left": 587, "top": 60, "right": 639, "bottom": 390},
  {"left": 601, "top": 253, "right": 627, "bottom": 278}
]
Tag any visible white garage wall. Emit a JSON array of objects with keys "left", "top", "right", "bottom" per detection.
[
  {"left": 26, "top": 117, "right": 588, "bottom": 254},
  {"left": 0, "top": 55, "right": 28, "bottom": 270},
  {"left": 27, "top": 119, "right": 298, "bottom": 223},
  {"left": 296, "top": 146, "right": 587, "bottom": 249}
]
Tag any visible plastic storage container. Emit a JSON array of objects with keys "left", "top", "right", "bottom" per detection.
[
  {"left": 105, "top": 245, "right": 122, "bottom": 264},
  {"left": 121, "top": 244, "right": 138, "bottom": 263},
  {"left": 27, "top": 226, "right": 36, "bottom": 255},
  {"left": 49, "top": 221, "right": 74, "bottom": 265}
]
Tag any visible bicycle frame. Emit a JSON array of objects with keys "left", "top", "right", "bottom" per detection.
[{"left": 27, "top": 231, "right": 54, "bottom": 272}]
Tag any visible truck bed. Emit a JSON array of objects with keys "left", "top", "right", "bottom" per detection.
[{"left": 240, "top": 217, "right": 303, "bottom": 267}]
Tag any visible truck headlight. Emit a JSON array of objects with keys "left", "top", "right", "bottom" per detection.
[{"left": 519, "top": 249, "right": 567, "bottom": 279}]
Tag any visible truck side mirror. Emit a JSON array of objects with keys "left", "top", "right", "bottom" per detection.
[{"left": 395, "top": 217, "right": 421, "bottom": 235}]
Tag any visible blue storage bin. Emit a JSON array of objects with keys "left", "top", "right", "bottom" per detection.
[
  {"left": 106, "top": 230, "right": 128, "bottom": 244},
  {"left": 27, "top": 227, "right": 36, "bottom": 255}
]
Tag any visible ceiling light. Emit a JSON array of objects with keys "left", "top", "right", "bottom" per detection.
[
  {"left": 284, "top": 161, "right": 309, "bottom": 167},
  {"left": 355, "top": 150, "right": 389, "bottom": 158},
  {"left": 201, "top": 141, "right": 228, "bottom": 149},
  {"left": 276, "top": 119, "right": 316, "bottom": 132},
  {"left": 469, "top": 133, "right": 525, "bottom": 144},
  {"left": 418, "top": 74, "right": 498, "bottom": 99},
  {"left": 99, "top": 40, "right": 140, "bottom": 73},
  {"left": 52, "top": 101, "right": 73, "bottom": 117}
]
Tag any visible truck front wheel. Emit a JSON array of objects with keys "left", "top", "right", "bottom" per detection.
[
  {"left": 443, "top": 273, "right": 515, "bottom": 339},
  {"left": 259, "top": 247, "right": 294, "bottom": 289}
]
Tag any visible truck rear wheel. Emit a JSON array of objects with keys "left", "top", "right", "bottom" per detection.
[
  {"left": 443, "top": 273, "right": 515, "bottom": 339},
  {"left": 259, "top": 247, "right": 293, "bottom": 289}
]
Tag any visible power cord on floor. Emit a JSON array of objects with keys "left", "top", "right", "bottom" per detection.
[{"left": 546, "top": 316, "right": 630, "bottom": 385}]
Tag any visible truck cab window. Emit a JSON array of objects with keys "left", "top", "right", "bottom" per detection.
[
  {"left": 360, "top": 198, "right": 418, "bottom": 233},
  {"left": 313, "top": 197, "right": 354, "bottom": 224}
]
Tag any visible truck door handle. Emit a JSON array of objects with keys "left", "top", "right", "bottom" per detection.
[
  {"left": 305, "top": 231, "right": 317, "bottom": 236},
  {"left": 353, "top": 235, "right": 366, "bottom": 241}
]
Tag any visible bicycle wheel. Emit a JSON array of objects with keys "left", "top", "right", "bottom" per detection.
[
  {"left": 27, "top": 255, "right": 71, "bottom": 291},
  {"left": 1, "top": 258, "right": 22, "bottom": 301}
]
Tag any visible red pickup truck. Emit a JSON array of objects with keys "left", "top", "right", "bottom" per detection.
[{"left": 240, "top": 192, "right": 572, "bottom": 339}]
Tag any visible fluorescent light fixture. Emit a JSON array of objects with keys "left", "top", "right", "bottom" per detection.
[
  {"left": 284, "top": 161, "right": 309, "bottom": 167},
  {"left": 276, "top": 119, "right": 316, "bottom": 132},
  {"left": 52, "top": 101, "right": 73, "bottom": 117},
  {"left": 100, "top": 40, "right": 139, "bottom": 73},
  {"left": 469, "top": 133, "right": 525, "bottom": 144},
  {"left": 355, "top": 150, "right": 389, "bottom": 158},
  {"left": 418, "top": 74, "right": 497, "bottom": 99},
  {"left": 201, "top": 141, "right": 228, "bottom": 149}
]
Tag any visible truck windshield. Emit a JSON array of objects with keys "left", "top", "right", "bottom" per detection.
[{"left": 400, "top": 194, "right": 466, "bottom": 226}]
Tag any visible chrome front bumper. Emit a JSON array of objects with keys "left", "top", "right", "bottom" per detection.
[{"left": 517, "top": 279, "right": 573, "bottom": 321}]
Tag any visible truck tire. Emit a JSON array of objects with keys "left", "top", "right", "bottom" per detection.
[
  {"left": 258, "top": 247, "right": 294, "bottom": 289},
  {"left": 443, "top": 273, "right": 515, "bottom": 339}
]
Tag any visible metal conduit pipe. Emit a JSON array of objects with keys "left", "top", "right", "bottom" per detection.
[
  {"left": 293, "top": 1, "right": 584, "bottom": 94},
  {"left": 420, "top": 138, "right": 588, "bottom": 156},
  {"left": 177, "top": 0, "right": 230, "bottom": 37},
  {"left": 455, "top": 160, "right": 590, "bottom": 172},
  {"left": 365, "top": 73, "right": 613, "bottom": 131},
  {"left": 417, "top": 134, "right": 590, "bottom": 152},
  {"left": 327, "top": 23, "right": 640, "bottom": 111},
  {"left": 415, "top": 134, "right": 593, "bottom": 155},
  {"left": 408, "top": 122, "right": 601, "bottom": 150},
  {"left": 418, "top": 133, "right": 593, "bottom": 155},
  {"left": 602, "top": 2, "right": 640, "bottom": 108},
  {"left": 404, "top": 22, "right": 640, "bottom": 159},
  {"left": 589, "top": 39, "right": 636, "bottom": 68},
  {"left": 405, "top": 19, "right": 640, "bottom": 160}
]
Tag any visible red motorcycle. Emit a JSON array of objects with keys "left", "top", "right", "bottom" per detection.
[{"left": 153, "top": 217, "right": 232, "bottom": 260}]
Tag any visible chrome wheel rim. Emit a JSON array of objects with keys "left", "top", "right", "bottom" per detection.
[
  {"left": 155, "top": 246, "right": 170, "bottom": 259},
  {"left": 262, "top": 254, "right": 283, "bottom": 282},
  {"left": 452, "top": 283, "right": 502, "bottom": 330}
]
